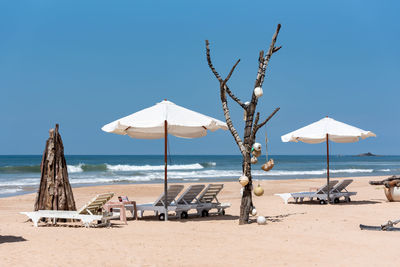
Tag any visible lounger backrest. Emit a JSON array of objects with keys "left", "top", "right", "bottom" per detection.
[
  {"left": 78, "top": 192, "right": 114, "bottom": 215},
  {"left": 197, "top": 184, "right": 224, "bottom": 204},
  {"left": 176, "top": 184, "right": 205, "bottom": 205},
  {"left": 154, "top": 185, "right": 184, "bottom": 206},
  {"left": 316, "top": 181, "right": 339, "bottom": 194},
  {"left": 332, "top": 179, "right": 353, "bottom": 192}
]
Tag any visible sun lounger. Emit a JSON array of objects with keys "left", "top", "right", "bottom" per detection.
[
  {"left": 275, "top": 181, "right": 339, "bottom": 204},
  {"left": 20, "top": 192, "right": 114, "bottom": 227},
  {"left": 195, "top": 184, "right": 231, "bottom": 216},
  {"left": 136, "top": 185, "right": 184, "bottom": 220},
  {"left": 330, "top": 179, "right": 357, "bottom": 203},
  {"left": 174, "top": 184, "right": 205, "bottom": 218}
]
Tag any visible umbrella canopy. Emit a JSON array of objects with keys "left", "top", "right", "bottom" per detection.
[
  {"left": 281, "top": 117, "right": 376, "bottom": 144},
  {"left": 102, "top": 100, "right": 228, "bottom": 139},
  {"left": 102, "top": 100, "right": 228, "bottom": 220},
  {"left": 281, "top": 117, "right": 376, "bottom": 203}
]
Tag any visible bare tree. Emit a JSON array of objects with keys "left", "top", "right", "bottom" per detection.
[{"left": 205, "top": 24, "right": 282, "bottom": 224}]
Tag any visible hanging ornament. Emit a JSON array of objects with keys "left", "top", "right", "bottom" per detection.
[
  {"left": 261, "top": 128, "right": 275, "bottom": 172},
  {"left": 257, "top": 216, "right": 267, "bottom": 225},
  {"left": 239, "top": 175, "right": 249, "bottom": 187},
  {"left": 254, "top": 87, "right": 263, "bottom": 98},
  {"left": 261, "top": 159, "right": 275, "bottom": 171},
  {"left": 251, "top": 208, "right": 257, "bottom": 216},
  {"left": 252, "top": 143, "right": 262, "bottom": 151},
  {"left": 251, "top": 156, "right": 258, "bottom": 164},
  {"left": 252, "top": 150, "right": 261, "bottom": 158},
  {"left": 254, "top": 184, "right": 264, "bottom": 196}
]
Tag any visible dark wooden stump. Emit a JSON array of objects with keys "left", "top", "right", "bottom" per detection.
[{"left": 34, "top": 124, "right": 76, "bottom": 212}]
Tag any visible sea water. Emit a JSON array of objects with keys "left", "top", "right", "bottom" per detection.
[{"left": 0, "top": 155, "right": 399, "bottom": 198}]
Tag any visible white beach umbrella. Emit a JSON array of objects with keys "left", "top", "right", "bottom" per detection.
[
  {"left": 101, "top": 100, "right": 228, "bottom": 220},
  {"left": 281, "top": 117, "right": 376, "bottom": 202}
]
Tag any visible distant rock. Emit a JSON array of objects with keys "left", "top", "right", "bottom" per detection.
[{"left": 356, "top": 152, "right": 377, "bottom": 157}]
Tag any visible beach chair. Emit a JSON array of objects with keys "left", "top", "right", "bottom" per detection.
[
  {"left": 20, "top": 192, "right": 114, "bottom": 227},
  {"left": 330, "top": 179, "right": 357, "bottom": 203},
  {"left": 175, "top": 184, "right": 205, "bottom": 219},
  {"left": 136, "top": 185, "right": 184, "bottom": 220},
  {"left": 275, "top": 181, "right": 339, "bottom": 204},
  {"left": 195, "top": 184, "right": 231, "bottom": 216}
]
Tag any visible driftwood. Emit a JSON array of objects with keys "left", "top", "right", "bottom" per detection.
[
  {"left": 206, "top": 24, "right": 282, "bottom": 224},
  {"left": 34, "top": 124, "right": 76, "bottom": 212},
  {"left": 369, "top": 175, "right": 400, "bottom": 188}
]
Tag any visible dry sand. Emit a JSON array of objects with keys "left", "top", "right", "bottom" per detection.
[{"left": 1, "top": 176, "right": 399, "bottom": 266}]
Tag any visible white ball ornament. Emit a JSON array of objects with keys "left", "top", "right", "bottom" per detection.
[
  {"left": 251, "top": 208, "right": 257, "bottom": 216},
  {"left": 252, "top": 143, "right": 262, "bottom": 151},
  {"left": 239, "top": 175, "right": 249, "bottom": 187},
  {"left": 254, "top": 87, "right": 263, "bottom": 98},
  {"left": 257, "top": 216, "right": 267, "bottom": 225}
]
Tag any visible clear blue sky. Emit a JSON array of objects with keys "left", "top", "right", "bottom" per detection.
[{"left": 0, "top": 1, "right": 399, "bottom": 155}]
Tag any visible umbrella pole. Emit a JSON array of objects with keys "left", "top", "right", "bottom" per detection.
[
  {"left": 326, "top": 133, "right": 330, "bottom": 204},
  {"left": 164, "top": 120, "right": 168, "bottom": 221}
]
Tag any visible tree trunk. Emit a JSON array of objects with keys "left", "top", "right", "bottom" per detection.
[
  {"left": 239, "top": 150, "right": 253, "bottom": 224},
  {"left": 34, "top": 124, "right": 76, "bottom": 212}
]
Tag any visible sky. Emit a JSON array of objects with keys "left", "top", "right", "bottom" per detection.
[{"left": 0, "top": 0, "right": 399, "bottom": 155}]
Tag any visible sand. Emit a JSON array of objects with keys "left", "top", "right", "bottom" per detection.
[{"left": 1, "top": 176, "right": 399, "bottom": 266}]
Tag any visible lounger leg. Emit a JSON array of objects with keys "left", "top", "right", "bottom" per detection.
[
  {"left": 120, "top": 205, "right": 127, "bottom": 225},
  {"left": 31, "top": 214, "right": 40, "bottom": 227},
  {"left": 81, "top": 218, "right": 92, "bottom": 228}
]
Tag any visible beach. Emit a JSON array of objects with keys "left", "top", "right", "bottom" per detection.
[{"left": 1, "top": 176, "right": 399, "bottom": 266}]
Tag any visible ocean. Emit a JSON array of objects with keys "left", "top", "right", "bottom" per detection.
[{"left": 0, "top": 155, "right": 399, "bottom": 198}]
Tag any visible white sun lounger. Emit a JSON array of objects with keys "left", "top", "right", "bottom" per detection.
[
  {"left": 136, "top": 185, "right": 184, "bottom": 220},
  {"left": 20, "top": 192, "right": 114, "bottom": 227},
  {"left": 195, "top": 184, "right": 231, "bottom": 216},
  {"left": 275, "top": 181, "right": 339, "bottom": 204},
  {"left": 330, "top": 179, "right": 357, "bottom": 203},
  {"left": 174, "top": 184, "right": 206, "bottom": 218}
]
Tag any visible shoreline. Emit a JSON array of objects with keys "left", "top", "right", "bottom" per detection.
[{"left": 0, "top": 174, "right": 383, "bottom": 199}]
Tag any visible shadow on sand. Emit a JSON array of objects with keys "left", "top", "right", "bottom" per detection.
[
  {"left": 288, "top": 200, "right": 382, "bottom": 205},
  {"left": 136, "top": 213, "right": 239, "bottom": 223},
  {"left": 249, "top": 212, "right": 306, "bottom": 224},
  {"left": 0, "top": 235, "right": 27, "bottom": 244}
]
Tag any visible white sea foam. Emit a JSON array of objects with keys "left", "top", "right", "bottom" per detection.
[
  {"left": 378, "top": 169, "right": 391, "bottom": 172},
  {"left": 0, "top": 178, "right": 38, "bottom": 186},
  {"left": 106, "top": 163, "right": 204, "bottom": 171},
  {"left": 67, "top": 164, "right": 84, "bottom": 173},
  {"left": 0, "top": 188, "right": 23, "bottom": 195}
]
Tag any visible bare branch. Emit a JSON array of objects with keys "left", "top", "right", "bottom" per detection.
[
  {"left": 220, "top": 86, "right": 246, "bottom": 156},
  {"left": 251, "top": 108, "right": 280, "bottom": 141},
  {"left": 252, "top": 24, "right": 282, "bottom": 101},
  {"left": 222, "top": 59, "right": 247, "bottom": 109},
  {"left": 205, "top": 40, "right": 246, "bottom": 155},
  {"left": 205, "top": 40, "right": 223, "bottom": 82},
  {"left": 223, "top": 59, "right": 240, "bottom": 85},
  {"left": 258, "top": 107, "right": 280, "bottom": 129},
  {"left": 224, "top": 85, "right": 247, "bottom": 109},
  {"left": 273, "top": 46, "right": 282, "bottom": 53}
]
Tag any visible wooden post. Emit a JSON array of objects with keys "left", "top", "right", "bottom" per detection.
[
  {"left": 164, "top": 120, "right": 168, "bottom": 221},
  {"left": 326, "top": 133, "right": 330, "bottom": 203}
]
